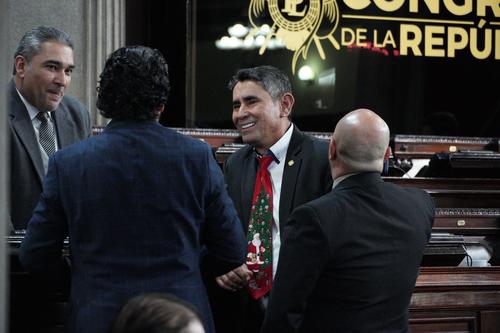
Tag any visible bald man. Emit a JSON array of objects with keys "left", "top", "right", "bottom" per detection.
[{"left": 261, "top": 109, "right": 435, "bottom": 333}]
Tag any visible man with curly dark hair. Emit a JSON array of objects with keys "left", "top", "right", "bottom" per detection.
[
  {"left": 20, "top": 46, "right": 247, "bottom": 333},
  {"left": 96, "top": 46, "right": 170, "bottom": 121}
]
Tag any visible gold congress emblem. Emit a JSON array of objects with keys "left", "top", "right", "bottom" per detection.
[{"left": 249, "top": 0, "right": 341, "bottom": 73}]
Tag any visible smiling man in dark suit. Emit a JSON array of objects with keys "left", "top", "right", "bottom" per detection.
[
  {"left": 207, "top": 65, "right": 332, "bottom": 333},
  {"left": 20, "top": 46, "right": 246, "bottom": 333},
  {"left": 262, "top": 109, "right": 435, "bottom": 333},
  {"left": 8, "top": 26, "right": 91, "bottom": 230}
]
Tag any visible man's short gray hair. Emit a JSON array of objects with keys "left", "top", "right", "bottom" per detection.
[
  {"left": 228, "top": 65, "right": 292, "bottom": 101},
  {"left": 13, "top": 26, "right": 73, "bottom": 75}
]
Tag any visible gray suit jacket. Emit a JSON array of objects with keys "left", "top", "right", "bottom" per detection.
[{"left": 8, "top": 80, "right": 91, "bottom": 229}]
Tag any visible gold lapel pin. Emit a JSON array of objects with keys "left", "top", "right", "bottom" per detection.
[{"left": 288, "top": 160, "right": 294, "bottom": 166}]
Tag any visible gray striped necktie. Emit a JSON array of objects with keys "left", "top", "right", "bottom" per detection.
[{"left": 37, "top": 112, "right": 56, "bottom": 157}]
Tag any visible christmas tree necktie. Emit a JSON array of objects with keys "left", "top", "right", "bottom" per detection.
[{"left": 246, "top": 155, "right": 274, "bottom": 299}]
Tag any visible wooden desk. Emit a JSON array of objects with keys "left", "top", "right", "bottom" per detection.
[
  {"left": 432, "top": 208, "right": 500, "bottom": 236},
  {"left": 172, "top": 128, "right": 240, "bottom": 148},
  {"left": 394, "top": 135, "right": 496, "bottom": 159},
  {"left": 410, "top": 267, "right": 500, "bottom": 333},
  {"left": 384, "top": 177, "right": 500, "bottom": 208},
  {"left": 383, "top": 177, "right": 500, "bottom": 191},
  {"left": 8, "top": 238, "right": 500, "bottom": 333}
]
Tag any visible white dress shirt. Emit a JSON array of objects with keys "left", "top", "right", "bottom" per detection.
[{"left": 266, "top": 124, "right": 294, "bottom": 279}]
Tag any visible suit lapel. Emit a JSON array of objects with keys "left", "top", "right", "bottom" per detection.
[
  {"left": 53, "top": 106, "right": 74, "bottom": 147},
  {"left": 240, "top": 150, "right": 258, "bottom": 233},
  {"left": 279, "top": 127, "right": 305, "bottom": 234},
  {"left": 8, "top": 81, "right": 45, "bottom": 182}
]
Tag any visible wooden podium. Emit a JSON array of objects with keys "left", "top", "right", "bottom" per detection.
[{"left": 411, "top": 267, "right": 500, "bottom": 333}]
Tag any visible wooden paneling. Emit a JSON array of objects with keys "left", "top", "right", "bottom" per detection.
[
  {"left": 394, "top": 135, "right": 496, "bottom": 159},
  {"left": 410, "top": 267, "right": 500, "bottom": 333},
  {"left": 410, "top": 314, "right": 476, "bottom": 333},
  {"left": 432, "top": 208, "right": 500, "bottom": 235},
  {"left": 384, "top": 177, "right": 500, "bottom": 208},
  {"left": 480, "top": 311, "right": 500, "bottom": 333}
]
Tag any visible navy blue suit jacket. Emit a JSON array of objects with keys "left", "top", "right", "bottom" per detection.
[
  {"left": 262, "top": 172, "right": 435, "bottom": 333},
  {"left": 20, "top": 119, "right": 246, "bottom": 333}
]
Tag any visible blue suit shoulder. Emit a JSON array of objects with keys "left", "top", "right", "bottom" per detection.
[
  {"left": 161, "top": 127, "right": 216, "bottom": 159},
  {"left": 168, "top": 127, "right": 212, "bottom": 147}
]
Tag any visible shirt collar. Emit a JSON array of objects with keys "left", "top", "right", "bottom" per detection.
[
  {"left": 266, "top": 124, "right": 294, "bottom": 164},
  {"left": 16, "top": 87, "right": 54, "bottom": 121}
]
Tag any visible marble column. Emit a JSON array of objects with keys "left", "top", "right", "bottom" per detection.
[{"left": 84, "top": 0, "right": 126, "bottom": 126}]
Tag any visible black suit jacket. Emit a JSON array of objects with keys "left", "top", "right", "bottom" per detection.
[
  {"left": 208, "top": 126, "right": 332, "bottom": 333},
  {"left": 8, "top": 80, "right": 91, "bottom": 229},
  {"left": 262, "top": 172, "right": 435, "bottom": 333},
  {"left": 224, "top": 126, "right": 332, "bottom": 237}
]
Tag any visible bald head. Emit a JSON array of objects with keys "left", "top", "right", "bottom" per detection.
[{"left": 330, "top": 109, "right": 390, "bottom": 177}]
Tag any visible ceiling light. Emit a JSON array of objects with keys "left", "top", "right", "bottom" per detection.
[
  {"left": 298, "top": 65, "right": 315, "bottom": 81},
  {"left": 228, "top": 23, "right": 249, "bottom": 38}
]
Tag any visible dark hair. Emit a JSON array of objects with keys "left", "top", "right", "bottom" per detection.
[
  {"left": 13, "top": 26, "right": 74, "bottom": 75},
  {"left": 97, "top": 46, "right": 170, "bottom": 120},
  {"left": 228, "top": 65, "right": 292, "bottom": 101},
  {"left": 109, "top": 293, "right": 203, "bottom": 333}
]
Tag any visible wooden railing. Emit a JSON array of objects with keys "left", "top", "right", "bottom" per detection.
[
  {"left": 393, "top": 134, "right": 498, "bottom": 159},
  {"left": 410, "top": 267, "right": 500, "bottom": 333}
]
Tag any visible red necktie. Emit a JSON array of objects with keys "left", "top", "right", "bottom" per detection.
[{"left": 246, "top": 155, "right": 274, "bottom": 299}]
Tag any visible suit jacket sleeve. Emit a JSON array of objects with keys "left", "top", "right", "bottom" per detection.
[
  {"left": 261, "top": 204, "right": 329, "bottom": 333},
  {"left": 19, "top": 155, "right": 70, "bottom": 283},
  {"left": 202, "top": 145, "right": 246, "bottom": 276}
]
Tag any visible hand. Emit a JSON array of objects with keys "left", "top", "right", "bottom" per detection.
[{"left": 215, "top": 264, "right": 252, "bottom": 291}]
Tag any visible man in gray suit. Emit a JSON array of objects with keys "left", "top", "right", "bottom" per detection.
[{"left": 8, "top": 26, "right": 91, "bottom": 230}]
